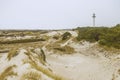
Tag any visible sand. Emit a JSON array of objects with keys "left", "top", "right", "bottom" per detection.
[{"left": 0, "top": 30, "right": 120, "bottom": 80}]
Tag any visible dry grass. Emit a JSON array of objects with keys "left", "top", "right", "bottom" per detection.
[
  {"left": 54, "top": 47, "right": 65, "bottom": 52},
  {"left": 25, "top": 48, "right": 46, "bottom": 65},
  {"left": 111, "top": 73, "right": 116, "bottom": 80},
  {"left": 30, "top": 48, "right": 46, "bottom": 65},
  {"left": 96, "top": 44, "right": 120, "bottom": 55},
  {"left": 56, "top": 38, "right": 69, "bottom": 44},
  {"left": 7, "top": 47, "right": 19, "bottom": 60},
  {"left": 0, "top": 44, "right": 9, "bottom": 50},
  {"left": 20, "top": 71, "right": 41, "bottom": 80},
  {"left": 47, "top": 43, "right": 75, "bottom": 54},
  {"left": 0, "top": 65, "right": 17, "bottom": 80},
  {"left": 0, "top": 49, "right": 9, "bottom": 53},
  {"left": 0, "top": 41, "right": 44, "bottom": 52},
  {"left": 29, "top": 61, "right": 65, "bottom": 80},
  {"left": 52, "top": 37, "right": 74, "bottom": 53},
  {"left": 46, "top": 43, "right": 60, "bottom": 52},
  {"left": 0, "top": 38, "right": 46, "bottom": 44},
  {"left": 63, "top": 45, "right": 75, "bottom": 54},
  {"left": 53, "top": 35, "right": 60, "bottom": 40},
  {"left": 24, "top": 48, "right": 66, "bottom": 80}
]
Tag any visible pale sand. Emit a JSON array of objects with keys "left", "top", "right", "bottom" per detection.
[
  {"left": 0, "top": 31, "right": 120, "bottom": 80},
  {"left": 46, "top": 53, "right": 119, "bottom": 80}
]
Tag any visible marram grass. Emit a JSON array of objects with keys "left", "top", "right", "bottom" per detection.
[
  {"left": 7, "top": 47, "right": 19, "bottom": 60},
  {"left": 0, "top": 65, "right": 17, "bottom": 80},
  {"left": 24, "top": 48, "right": 67, "bottom": 80},
  {"left": 20, "top": 71, "right": 41, "bottom": 80}
]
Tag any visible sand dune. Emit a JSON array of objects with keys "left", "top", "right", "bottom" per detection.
[{"left": 0, "top": 30, "right": 120, "bottom": 80}]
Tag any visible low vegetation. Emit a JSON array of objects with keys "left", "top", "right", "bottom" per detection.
[
  {"left": 24, "top": 48, "right": 65, "bottom": 80},
  {"left": 29, "top": 48, "right": 46, "bottom": 65},
  {"left": 29, "top": 61, "right": 65, "bottom": 80},
  {"left": 77, "top": 24, "right": 120, "bottom": 49},
  {"left": 0, "top": 38, "right": 46, "bottom": 44},
  {"left": 62, "top": 32, "right": 71, "bottom": 40},
  {"left": 21, "top": 71, "right": 41, "bottom": 80},
  {"left": 7, "top": 47, "right": 19, "bottom": 60},
  {"left": 0, "top": 65, "right": 17, "bottom": 80},
  {"left": 54, "top": 45, "right": 75, "bottom": 54},
  {"left": 0, "top": 49, "right": 9, "bottom": 53}
]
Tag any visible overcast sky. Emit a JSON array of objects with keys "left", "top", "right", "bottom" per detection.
[{"left": 0, "top": 0, "right": 120, "bottom": 29}]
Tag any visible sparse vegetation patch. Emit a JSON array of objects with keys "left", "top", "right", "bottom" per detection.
[
  {"left": 21, "top": 71, "right": 41, "bottom": 80},
  {"left": 62, "top": 32, "right": 71, "bottom": 40},
  {"left": 0, "top": 65, "right": 17, "bottom": 80},
  {"left": 7, "top": 47, "right": 19, "bottom": 60}
]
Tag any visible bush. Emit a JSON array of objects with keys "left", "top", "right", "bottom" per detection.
[
  {"left": 77, "top": 27, "right": 108, "bottom": 42},
  {"left": 76, "top": 24, "right": 120, "bottom": 49},
  {"left": 62, "top": 32, "right": 71, "bottom": 40},
  {"left": 99, "top": 24, "right": 120, "bottom": 48}
]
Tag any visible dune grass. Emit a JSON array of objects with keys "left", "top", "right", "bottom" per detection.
[
  {"left": 0, "top": 38, "right": 46, "bottom": 44},
  {"left": 0, "top": 49, "right": 9, "bottom": 53},
  {"left": 0, "top": 65, "right": 17, "bottom": 80},
  {"left": 25, "top": 48, "right": 46, "bottom": 65},
  {"left": 7, "top": 47, "right": 19, "bottom": 60},
  {"left": 20, "top": 71, "right": 41, "bottom": 80},
  {"left": 53, "top": 45, "right": 75, "bottom": 54},
  {"left": 24, "top": 48, "right": 66, "bottom": 80},
  {"left": 46, "top": 39, "right": 75, "bottom": 54},
  {"left": 61, "top": 32, "right": 71, "bottom": 41},
  {"left": 29, "top": 61, "right": 65, "bottom": 80}
]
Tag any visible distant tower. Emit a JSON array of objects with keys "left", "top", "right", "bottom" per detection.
[{"left": 92, "top": 13, "right": 96, "bottom": 27}]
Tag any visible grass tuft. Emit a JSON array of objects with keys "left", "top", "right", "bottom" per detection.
[
  {"left": 20, "top": 71, "right": 41, "bottom": 80},
  {"left": 7, "top": 47, "right": 19, "bottom": 60},
  {"left": 0, "top": 65, "right": 17, "bottom": 80},
  {"left": 24, "top": 48, "right": 66, "bottom": 80},
  {"left": 54, "top": 45, "right": 75, "bottom": 54}
]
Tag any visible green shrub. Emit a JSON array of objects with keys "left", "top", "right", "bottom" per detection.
[
  {"left": 77, "top": 27, "right": 108, "bottom": 42},
  {"left": 99, "top": 24, "right": 120, "bottom": 48},
  {"left": 62, "top": 32, "right": 71, "bottom": 40},
  {"left": 76, "top": 24, "right": 120, "bottom": 49}
]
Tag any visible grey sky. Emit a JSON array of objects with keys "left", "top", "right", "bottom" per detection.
[{"left": 0, "top": 0, "right": 120, "bottom": 29}]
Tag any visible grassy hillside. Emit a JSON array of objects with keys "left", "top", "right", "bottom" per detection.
[{"left": 76, "top": 24, "right": 120, "bottom": 49}]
